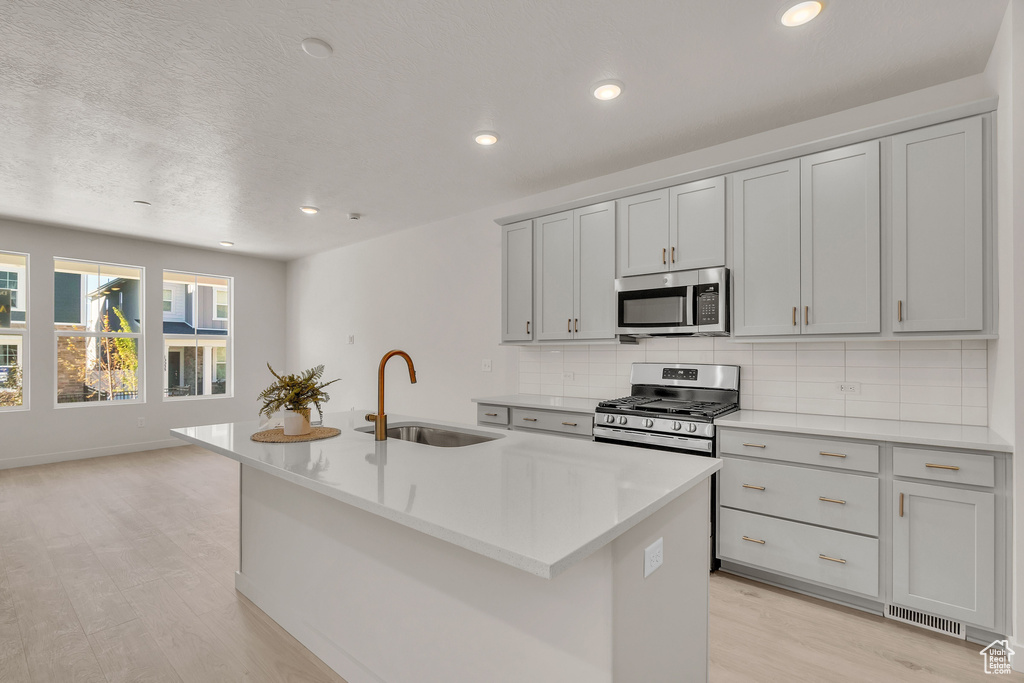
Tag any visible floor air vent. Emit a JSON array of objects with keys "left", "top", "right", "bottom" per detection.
[{"left": 886, "top": 604, "right": 965, "bottom": 639}]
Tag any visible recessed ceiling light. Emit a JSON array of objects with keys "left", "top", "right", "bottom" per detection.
[
  {"left": 300, "top": 205, "right": 320, "bottom": 214},
  {"left": 780, "top": 1, "right": 822, "bottom": 27},
  {"left": 301, "top": 38, "right": 333, "bottom": 58},
  {"left": 219, "top": 241, "right": 234, "bottom": 247},
  {"left": 593, "top": 81, "right": 623, "bottom": 101},
  {"left": 475, "top": 132, "right": 499, "bottom": 146},
  {"left": 133, "top": 200, "right": 151, "bottom": 206}
]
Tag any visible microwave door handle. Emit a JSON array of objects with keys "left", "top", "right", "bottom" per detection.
[{"left": 685, "top": 285, "right": 695, "bottom": 328}]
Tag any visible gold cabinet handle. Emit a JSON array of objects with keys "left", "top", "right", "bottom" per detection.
[
  {"left": 804, "top": 306, "right": 809, "bottom": 326},
  {"left": 671, "top": 246, "right": 676, "bottom": 263},
  {"left": 742, "top": 443, "right": 766, "bottom": 448},
  {"left": 818, "top": 554, "right": 846, "bottom": 564},
  {"left": 522, "top": 417, "right": 538, "bottom": 422},
  {"left": 742, "top": 536, "right": 765, "bottom": 544},
  {"left": 561, "top": 421, "right": 578, "bottom": 427},
  {"left": 567, "top": 318, "right": 571, "bottom": 333},
  {"left": 792, "top": 306, "right": 797, "bottom": 326},
  {"left": 925, "top": 463, "right": 960, "bottom": 471},
  {"left": 820, "top": 451, "right": 847, "bottom": 458},
  {"left": 819, "top": 496, "right": 846, "bottom": 505},
  {"left": 899, "top": 492, "right": 904, "bottom": 517},
  {"left": 742, "top": 484, "right": 766, "bottom": 491},
  {"left": 574, "top": 318, "right": 578, "bottom": 333},
  {"left": 898, "top": 299, "right": 903, "bottom": 323},
  {"left": 526, "top": 321, "right": 530, "bottom": 334},
  {"left": 485, "top": 412, "right": 498, "bottom": 417},
  {"left": 662, "top": 248, "right": 667, "bottom": 264}
]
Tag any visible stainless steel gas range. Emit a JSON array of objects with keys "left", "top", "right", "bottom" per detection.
[{"left": 593, "top": 362, "right": 740, "bottom": 569}]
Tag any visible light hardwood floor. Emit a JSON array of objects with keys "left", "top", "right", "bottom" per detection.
[{"left": 0, "top": 445, "right": 1018, "bottom": 682}]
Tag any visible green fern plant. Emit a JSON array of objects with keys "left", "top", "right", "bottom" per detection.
[{"left": 258, "top": 363, "right": 340, "bottom": 420}]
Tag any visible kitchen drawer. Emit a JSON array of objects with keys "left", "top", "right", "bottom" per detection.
[
  {"left": 476, "top": 404, "right": 509, "bottom": 426},
  {"left": 719, "top": 508, "right": 879, "bottom": 597},
  {"left": 720, "top": 457, "right": 879, "bottom": 536},
  {"left": 893, "top": 446, "right": 995, "bottom": 488},
  {"left": 719, "top": 429, "right": 879, "bottom": 473},
  {"left": 511, "top": 408, "right": 593, "bottom": 437}
]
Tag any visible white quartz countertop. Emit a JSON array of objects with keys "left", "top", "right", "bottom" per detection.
[
  {"left": 717, "top": 410, "right": 1012, "bottom": 453},
  {"left": 172, "top": 410, "right": 719, "bottom": 579},
  {"left": 471, "top": 394, "right": 604, "bottom": 414}
]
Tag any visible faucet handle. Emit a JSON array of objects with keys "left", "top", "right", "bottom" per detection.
[{"left": 365, "top": 413, "right": 377, "bottom": 423}]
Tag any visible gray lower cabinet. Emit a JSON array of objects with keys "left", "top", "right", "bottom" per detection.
[
  {"left": 891, "top": 116, "right": 983, "bottom": 332},
  {"left": 892, "top": 481, "right": 996, "bottom": 629},
  {"left": 476, "top": 402, "right": 593, "bottom": 439},
  {"left": 502, "top": 220, "right": 533, "bottom": 342}
]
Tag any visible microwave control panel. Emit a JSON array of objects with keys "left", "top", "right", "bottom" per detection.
[{"left": 695, "top": 283, "right": 720, "bottom": 326}]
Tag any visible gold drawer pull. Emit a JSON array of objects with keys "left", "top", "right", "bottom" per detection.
[
  {"left": 818, "top": 554, "right": 846, "bottom": 564},
  {"left": 742, "top": 536, "right": 765, "bottom": 545},
  {"left": 925, "top": 463, "right": 960, "bottom": 471},
  {"left": 819, "top": 496, "right": 846, "bottom": 505},
  {"left": 742, "top": 443, "right": 766, "bottom": 448},
  {"left": 820, "top": 451, "right": 847, "bottom": 458},
  {"left": 899, "top": 492, "right": 904, "bottom": 517},
  {"left": 522, "top": 417, "right": 538, "bottom": 422},
  {"left": 742, "top": 484, "right": 765, "bottom": 491},
  {"left": 561, "top": 421, "right": 578, "bottom": 427},
  {"left": 484, "top": 412, "right": 498, "bottom": 417}
]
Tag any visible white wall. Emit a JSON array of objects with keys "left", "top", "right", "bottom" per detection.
[{"left": 0, "top": 218, "right": 286, "bottom": 468}]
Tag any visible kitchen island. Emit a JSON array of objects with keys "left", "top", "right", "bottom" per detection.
[{"left": 172, "top": 410, "right": 720, "bottom": 683}]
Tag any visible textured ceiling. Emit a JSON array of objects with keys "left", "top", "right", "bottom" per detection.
[{"left": 0, "top": 0, "right": 1009, "bottom": 259}]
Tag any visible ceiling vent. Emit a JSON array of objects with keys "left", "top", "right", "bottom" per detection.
[{"left": 885, "top": 604, "right": 965, "bottom": 639}]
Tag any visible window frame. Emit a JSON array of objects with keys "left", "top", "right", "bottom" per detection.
[
  {"left": 213, "top": 287, "right": 229, "bottom": 321},
  {"left": 0, "top": 249, "right": 29, "bottom": 412},
  {"left": 53, "top": 257, "right": 145, "bottom": 409},
  {"left": 162, "top": 270, "right": 233, "bottom": 401}
]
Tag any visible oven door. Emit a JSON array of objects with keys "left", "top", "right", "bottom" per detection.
[{"left": 615, "top": 272, "right": 697, "bottom": 335}]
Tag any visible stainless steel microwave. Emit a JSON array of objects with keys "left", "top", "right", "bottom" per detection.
[{"left": 615, "top": 267, "right": 729, "bottom": 337}]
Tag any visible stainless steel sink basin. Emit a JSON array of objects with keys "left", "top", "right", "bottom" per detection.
[{"left": 356, "top": 422, "right": 502, "bottom": 447}]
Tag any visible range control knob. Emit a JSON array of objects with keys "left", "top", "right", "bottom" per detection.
[
  {"left": 672, "top": 421, "right": 682, "bottom": 431},
  {"left": 686, "top": 423, "right": 698, "bottom": 433},
  {"left": 618, "top": 416, "right": 628, "bottom": 425},
  {"left": 642, "top": 418, "right": 654, "bottom": 428},
  {"left": 605, "top": 414, "right": 616, "bottom": 424}
]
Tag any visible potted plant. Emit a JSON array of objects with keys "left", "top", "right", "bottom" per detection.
[{"left": 258, "top": 363, "right": 340, "bottom": 436}]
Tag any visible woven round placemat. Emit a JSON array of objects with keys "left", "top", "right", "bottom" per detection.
[{"left": 250, "top": 426, "right": 341, "bottom": 443}]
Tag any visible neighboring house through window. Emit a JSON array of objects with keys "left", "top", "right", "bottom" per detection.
[
  {"left": 54, "top": 259, "right": 143, "bottom": 405},
  {"left": 163, "top": 270, "right": 231, "bottom": 399},
  {"left": 0, "top": 250, "right": 28, "bottom": 410}
]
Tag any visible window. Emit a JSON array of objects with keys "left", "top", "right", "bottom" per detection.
[
  {"left": 54, "top": 259, "right": 143, "bottom": 405},
  {"left": 0, "top": 250, "right": 28, "bottom": 410},
  {"left": 163, "top": 271, "right": 231, "bottom": 399}
]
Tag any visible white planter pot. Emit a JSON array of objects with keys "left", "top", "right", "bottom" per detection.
[{"left": 283, "top": 409, "right": 312, "bottom": 436}]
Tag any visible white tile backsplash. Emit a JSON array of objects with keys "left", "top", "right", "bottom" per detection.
[{"left": 516, "top": 339, "right": 990, "bottom": 426}]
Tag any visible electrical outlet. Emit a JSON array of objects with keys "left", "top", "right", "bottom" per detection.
[
  {"left": 347, "top": 335, "right": 355, "bottom": 345},
  {"left": 644, "top": 537, "right": 664, "bottom": 578},
  {"left": 137, "top": 417, "right": 145, "bottom": 428},
  {"left": 837, "top": 382, "right": 861, "bottom": 394},
  {"left": 481, "top": 359, "right": 492, "bottom": 372},
  {"left": 562, "top": 371, "right": 574, "bottom": 381}
]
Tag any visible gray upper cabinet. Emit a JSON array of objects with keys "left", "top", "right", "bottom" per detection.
[
  {"left": 800, "top": 141, "right": 881, "bottom": 334},
  {"left": 892, "top": 481, "right": 996, "bottom": 629},
  {"left": 616, "top": 189, "right": 669, "bottom": 277},
  {"left": 732, "top": 159, "right": 802, "bottom": 336},
  {"left": 534, "top": 202, "right": 616, "bottom": 341},
  {"left": 501, "top": 220, "right": 533, "bottom": 342},
  {"left": 669, "top": 176, "right": 726, "bottom": 271},
  {"left": 892, "top": 117, "right": 984, "bottom": 332}
]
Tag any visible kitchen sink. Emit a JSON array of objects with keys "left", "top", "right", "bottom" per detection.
[{"left": 356, "top": 422, "right": 503, "bottom": 447}]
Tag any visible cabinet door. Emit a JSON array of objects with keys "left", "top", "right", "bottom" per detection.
[
  {"left": 732, "top": 160, "right": 802, "bottom": 336},
  {"left": 892, "top": 117, "right": 983, "bottom": 332},
  {"left": 669, "top": 176, "right": 725, "bottom": 270},
  {"left": 534, "top": 211, "right": 575, "bottom": 340},
  {"left": 502, "top": 220, "right": 533, "bottom": 342},
  {"left": 892, "top": 481, "right": 995, "bottom": 628},
  {"left": 616, "top": 189, "right": 669, "bottom": 277},
  {"left": 800, "top": 141, "right": 880, "bottom": 334},
  {"left": 574, "top": 202, "right": 616, "bottom": 340}
]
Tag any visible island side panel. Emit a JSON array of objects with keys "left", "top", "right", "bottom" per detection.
[
  {"left": 237, "top": 464, "right": 616, "bottom": 683},
  {"left": 612, "top": 478, "right": 710, "bottom": 683}
]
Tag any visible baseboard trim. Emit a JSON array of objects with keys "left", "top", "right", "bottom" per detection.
[
  {"left": 0, "top": 438, "right": 185, "bottom": 470},
  {"left": 234, "top": 571, "right": 384, "bottom": 683}
]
